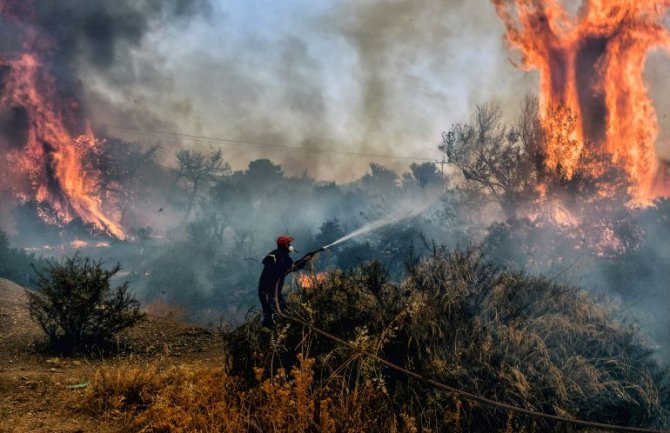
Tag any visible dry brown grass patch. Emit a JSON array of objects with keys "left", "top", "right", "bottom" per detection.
[{"left": 75, "top": 355, "right": 418, "bottom": 433}]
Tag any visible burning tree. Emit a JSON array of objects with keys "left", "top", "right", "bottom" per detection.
[
  {"left": 492, "top": 0, "right": 670, "bottom": 201},
  {"left": 0, "top": 3, "right": 126, "bottom": 239},
  {"left": 442, "top": 96, "right": 634, "bottom": 212},
  {"left": 442, "top": 96, "right": 643, "bottom": 269}
]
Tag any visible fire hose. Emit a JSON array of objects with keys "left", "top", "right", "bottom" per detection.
[{"left": 271, "top": 251, "right": 668, "bottom": 433}]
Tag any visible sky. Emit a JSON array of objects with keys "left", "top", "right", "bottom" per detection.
[{"left": 80, "top": 0, "right": 540, "bottom": 181}]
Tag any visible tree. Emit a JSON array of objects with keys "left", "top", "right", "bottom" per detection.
[
  {"left": 315, "top": 218, "right": 345, "bottom": 247},
  {"left": 246, "top": 159, "right": 284, "bottom": 182},
  {"left": 440, "top": 97, "right": 633, "bottom": 221},
  {"left": 440, "top": 101, "right": 540, "bottom": 219},
  {"left": 93, "top": 138, "right": 162, "bottom": 225},
  {"left": 174, "top": 148, "right": 230, "bottom": 221},
  {"left": 363, "top": 163, "right": 398, "bottom": 188},
  {"left": 409, "top": 162, "right": 441, "bottom": 190},
  {"left": 27, "top": 254, "right": 143, "bottom": 354}
]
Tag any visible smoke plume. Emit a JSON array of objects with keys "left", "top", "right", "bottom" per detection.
[{"left": 75, "top": 0, "right": 537, "bottom": 180}]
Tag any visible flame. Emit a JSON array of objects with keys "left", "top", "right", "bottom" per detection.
[
  {"left": 493, "top": 0, "right": 670, "bottom": 200},
  {"left": 0, "top": 7, "right": 125, "bottom": 238},
  {"left": 296, "top": 273, "right": 327, "bottom": 290}
]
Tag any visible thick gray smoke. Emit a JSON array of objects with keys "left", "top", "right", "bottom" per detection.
[
  {"left": 2, "top": 0, "right": 667, "bottom": 178},
  {"left": 0, "top": 0, "right": 208, "bottom": 120},
  {"left": 75, "top": 0, "right": 537, "bottom": 180},
  {"left": 38, "top": 0, "right": 209, "bottom": 130},
  {"left": 333, "top": 0, "right": 524, "bottom": 146}
]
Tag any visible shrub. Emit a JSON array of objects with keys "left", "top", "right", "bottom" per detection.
[
  {"left": 27, "top": 254, "right": 144, "bottom": 354},
  {"left": 225, "top": 249, "right": 670, "bottom": 432}
]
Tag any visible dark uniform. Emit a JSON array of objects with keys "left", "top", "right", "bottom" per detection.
[{"left": 258, "top": 247, "right": 293, "bottom": 327}]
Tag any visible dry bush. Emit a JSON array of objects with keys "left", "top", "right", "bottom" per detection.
[{"left": 225, "top": 248, "right": 669, "bottom": 432}]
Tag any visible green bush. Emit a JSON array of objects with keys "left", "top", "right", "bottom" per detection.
[
  {"left": 225, "top": 248, "right": 669, "bottom": 432},
  {"left": 27, "top": 254, "right": 144, "bottom": 354}
]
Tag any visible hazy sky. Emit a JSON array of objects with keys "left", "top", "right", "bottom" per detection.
[{"left": 79, "top": 0, "right": 670, "bottom": 180}]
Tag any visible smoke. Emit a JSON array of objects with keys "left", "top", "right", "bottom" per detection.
[
  {"left": 1, "top": 0, "right": 539, "bottom": 188},
  {"left": 333, "top": 0, "right": 514, "bottom": 143},
  {"left": 72, "top": 0, "right": 537, "bottom": 181},
  {"left": 0, "top": 0, "right": 208, "bottom": 121},
  {"left": 646, "top": 52, "right": 670, "bottom": 160}
]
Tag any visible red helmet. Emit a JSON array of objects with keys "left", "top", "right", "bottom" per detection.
[{"left": 276, "top": 235, "right": 294, "bottom": 247}]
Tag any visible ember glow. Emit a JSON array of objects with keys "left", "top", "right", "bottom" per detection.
[
  {"left": 0, "top": 6, "right": 125, "bottom": 239},
  {"left": 493, "top": 0, "right": 670, "bottom": 200},
  {"left": 296, "top": 273, "right": 327, "bottom": 290}
]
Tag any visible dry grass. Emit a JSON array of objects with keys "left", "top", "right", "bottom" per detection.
[
  {"left": 0, "top": 378, "right": 10, "bottom": 433},
  {"left": 75, "top": 355, "right": 418, "bottom": 433}
]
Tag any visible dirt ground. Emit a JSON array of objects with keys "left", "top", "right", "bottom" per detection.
[{"left": 0, "top": 278, "right": 227, "bottom": 433}]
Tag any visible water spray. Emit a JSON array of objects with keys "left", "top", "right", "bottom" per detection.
[
  {"left": 275, "top": 193, "right": 440, "bottom": 325},
  {"left": 291, "top": 193, "right": 441, "bottom": 270}
]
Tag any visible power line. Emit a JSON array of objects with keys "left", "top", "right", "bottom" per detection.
[{"left": 95, "top": 123, "right": 438, "bottom": 162}]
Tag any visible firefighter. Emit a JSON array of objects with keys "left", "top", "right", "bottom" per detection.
[{"left": 258, "top": 235, "right": 300, "bottom": 328}]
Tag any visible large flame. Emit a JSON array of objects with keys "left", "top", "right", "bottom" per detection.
[
  {"left": 493, "top": 0, "right": 670, "bottom": 200},
  {"left": 0, "top": 7, "right": 125, "bottom": 238}
]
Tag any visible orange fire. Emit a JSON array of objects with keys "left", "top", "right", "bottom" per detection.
[
  {"left": 296, "top": 273, "right": 327, "bottom": 290},
  {"left": 493, "top": 0, "right": 670, "bottom": 200},
  {"left": 0, "top": 7, "right": 125, "bottom": 238}
]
